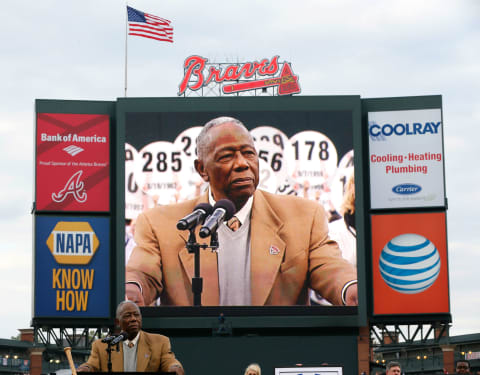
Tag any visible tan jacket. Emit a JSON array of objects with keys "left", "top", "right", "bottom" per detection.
[
  {"left": 77, "top": 330, "right": 182, "bottom": 372},
  {"left": 126, "top": 189, "right": 357, "bottom": 306}
]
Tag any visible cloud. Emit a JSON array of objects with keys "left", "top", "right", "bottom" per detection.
[
  {"left": 448, "top": 240, "right": 480, "bottom": 335},
  {"left": 0, "top": 248, "right": 32, "bottom": 338}
]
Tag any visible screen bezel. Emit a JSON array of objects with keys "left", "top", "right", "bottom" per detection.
[{"left": 116, "top": 95, "right": 367, "bottom": 329}]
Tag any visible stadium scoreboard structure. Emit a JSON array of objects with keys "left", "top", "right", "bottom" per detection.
[{"left": 32, "top": 96, "right": 450, "bottom": 373}]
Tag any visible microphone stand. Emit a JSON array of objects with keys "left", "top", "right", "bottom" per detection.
[
  {"left": 210, "top": 231, "right": 219, "bottom": 249},
  {"left": 186, "top": 228, "right": 218, "bottom": 306},
  {"left": 186, "top": 228, "right": 202, "bottom": 306},
  {"left": 105, "top": 341, "right": 120, "bottom": 374}
]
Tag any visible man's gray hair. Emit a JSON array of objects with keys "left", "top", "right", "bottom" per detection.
[
  {"left": 386, "top": 361, "right": 401, "bottom": 371},
  {"left": 116, "top": 300, "right": 140, "bottom": 319},
  {"left": 196, "top": 116, "right": 251, "bottom": 160}
]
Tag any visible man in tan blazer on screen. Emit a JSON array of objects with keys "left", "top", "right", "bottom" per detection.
[{"left": 126, "top": 117, "right": 358, "bottom": 307}]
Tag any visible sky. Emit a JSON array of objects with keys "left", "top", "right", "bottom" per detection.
[{"left": 1, "top": 0, "right": 479, "bottom": 339}]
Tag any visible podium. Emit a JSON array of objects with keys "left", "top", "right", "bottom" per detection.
[{"left": 275, "top": 367, "right": 343, "bottom": 375}]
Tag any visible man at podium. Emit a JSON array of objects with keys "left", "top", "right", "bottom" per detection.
[{"left": 77, "top": 301, "right": 184, "bottom": 374}]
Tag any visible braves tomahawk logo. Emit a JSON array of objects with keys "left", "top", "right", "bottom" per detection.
[{"left": 52, "top": 170, "right": 87, "bottom": 203}]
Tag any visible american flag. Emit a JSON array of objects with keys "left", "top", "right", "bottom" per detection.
[{"left": 127, "top": 6, "right": 173, "bottom": 43}]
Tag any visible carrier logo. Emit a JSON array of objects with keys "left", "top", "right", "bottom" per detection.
[
  {"left": 379, "top": 233, "right": 440, "bottom": 294},
  {"left": 392, "top": 183, "right": 422, "bottom": 195},
  {"left": 52, "top": 170, "right": 87, "bottom": 203},
  {"left": 63, "top": 145, "right": 84, "bottom": 156},
  {"left": 46, "top": 221, "right": 99, "bottom": 265}
]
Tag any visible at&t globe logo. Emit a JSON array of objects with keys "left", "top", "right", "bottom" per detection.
[{"left": 379, "top": 233, "right": 440, "bottom": 294}]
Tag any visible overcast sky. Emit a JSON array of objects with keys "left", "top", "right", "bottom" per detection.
[{"left": 0, "top": 0, "right": 479, "bottom": 339}]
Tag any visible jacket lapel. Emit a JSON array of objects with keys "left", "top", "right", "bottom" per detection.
[
  {"left": 250, "top": 190, "right": 285, "bottom": 305},
  {"left": 178, "top": 193, "right": 220, "bottom": 306},
  {"left": 136, "top": 331, "right": 151, "bottom": 372}
]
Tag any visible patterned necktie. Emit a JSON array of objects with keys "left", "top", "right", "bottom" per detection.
[{"left": 227, "top": 216, "right": 241, "bottom": 231}]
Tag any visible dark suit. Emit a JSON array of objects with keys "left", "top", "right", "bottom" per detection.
[
  {"left": 77, "top": 330, "right": 182, "bottom": 372},
  {"left": 126, "top": 189, "right": 357, "bottom": 306}
]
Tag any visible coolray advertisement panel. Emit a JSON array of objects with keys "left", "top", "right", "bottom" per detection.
[
  {"left": 371, "top": 212, "right": 449, "bottom": 315},
  {"left": 120, "top": 96, "right": 365, "bottom": 325},
  {"left": 36, "top": 113, "right": 110, "bottom": 212},
  {"left": 368, "top": 109, "right": 445, "bottom": 209}
]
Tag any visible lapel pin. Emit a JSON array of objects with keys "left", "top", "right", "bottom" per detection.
[{"left": 269, "top": 245, "right": 280, "bottom": 255}]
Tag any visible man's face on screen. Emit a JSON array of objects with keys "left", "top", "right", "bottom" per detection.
[
  {"left": 195, "top": 122, "right": 259, "bottom": 211},
  {"left": 118, "top": 302, "right": 142, "bottom": 340}
]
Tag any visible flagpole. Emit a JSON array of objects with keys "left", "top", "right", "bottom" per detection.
[{"left": 124, "top": 3, "right": 128, "bottom": 97}]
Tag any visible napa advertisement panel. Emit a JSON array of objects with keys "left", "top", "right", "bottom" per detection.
[{"left": 34, "top": 215, "right": 110, "bottom": 317}]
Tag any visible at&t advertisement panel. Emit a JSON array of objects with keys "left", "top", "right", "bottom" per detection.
[
  {"left": 34, "top": 216, "right": 110, "bottom": 317},
  {"left": 368, "top": 109, "right": 445, "bottom": 209},
  {"left": 36, "top": 113, "right": 110, "bottom": 212},
  {"left": 371, "top": 212, "right": 449, "bottom": 315}
]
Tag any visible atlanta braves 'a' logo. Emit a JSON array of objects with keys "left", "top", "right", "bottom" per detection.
[{"left": 52, "top": 170, "right": 87, "bottom": 203}]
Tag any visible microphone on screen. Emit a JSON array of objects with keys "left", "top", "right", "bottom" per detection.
[
  {"left": 176, "top": 203, "right": 214, "bottom": 231},
  {"left": 199, "top": 199, "right": 235, "bottom": 238}
]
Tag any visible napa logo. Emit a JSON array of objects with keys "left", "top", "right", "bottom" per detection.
[
  {"left": 46, "top": 222, "right": 99, "bottom": 265},
  {"left": 379, "top": 233, "right": 440, "bottom": 294},
  {"left": 392, "top": 183, "right": 422, "bottom": 195}
]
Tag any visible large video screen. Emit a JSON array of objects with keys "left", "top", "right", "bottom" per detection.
[{"left": 119, "top": 96, "right": 363, "bottom": 324}]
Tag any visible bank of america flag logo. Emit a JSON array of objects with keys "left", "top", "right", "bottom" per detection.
[
  {"left": 127, "top": 6, "right": 173, "bottom": 43},
  {"left": 63, "top": 145, "right": 84, "bottom": 156}
]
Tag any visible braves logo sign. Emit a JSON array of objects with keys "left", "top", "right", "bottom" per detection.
[
  {"left": 178, "top": 55, "right": 301, "bottom": 96},
  {"left": 52, "top": 170, "right": 87, "bottom": 203}
]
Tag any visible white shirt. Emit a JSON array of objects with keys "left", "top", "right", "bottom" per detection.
[
  {"left": 123, "top": 331, "right": 140, "bottom": 348},
  {"left": 123, "top": 332, "right": 140, "bottom": 372},
  {"left": 208, "top": 191, "right": 253, "bottom": 225},
  {"left": 208, "top": 192, "right": 253, "bottom": 305}
]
